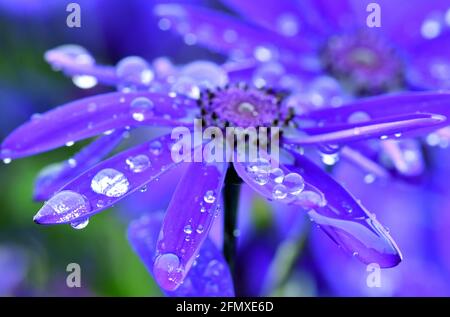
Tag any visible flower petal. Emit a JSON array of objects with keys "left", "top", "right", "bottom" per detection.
[
  {"left": 286, "top": 113, "right": 446, "bottom": 145},
  {"left": 301, "top": 91, "right": 450, "bottom": 125},
  {"left": 287, "top": 149, "right": 402, "bottom": 268},
  {"left": 45, "top": 47, "right": 119, "bottom": 86},
  {"left": 128, "top": 213, "right": 234, "bottom": 297},
  {"left": 340, "top": 146, "right": 390, "bottom": 179},
  {"left": 154, "top": 3, "right": 313, "bottom": 58},
  {"left": 154, "top": 160, "right": 228, "bottom": 291},
  {"left": 33, "top": 134, "right": 182, "bottom": 225},
  {"left": 234, "top": 149, "right": 402, "bottom": 267},
  {"left": 1, "top": 92, "right": 195, "bottom": 159},
  {"left": 33, "top": 130, "right": 124, "bottom": 201}
]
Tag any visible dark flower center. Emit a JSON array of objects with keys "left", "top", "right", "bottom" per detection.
[
  {"left": 323, "top": 32, "right": 404, "bottom": 95},
  {"left": 197, "top": 83, "right": 293, "bottom": 129}
]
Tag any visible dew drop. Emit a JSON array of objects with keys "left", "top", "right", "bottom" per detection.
[
  {"left": 270, "top": 167, "right": 284, "bottom": 184},
  {"left": 183, "top": 224, "right": 193, "bottom": 235},
  {"left": 130, "top": 97, "right": 154, "bottom": 122},
  {"left": 149, "top": 140, "right": 163, "bottom": 155},
  {"left": 91, "top": 168, "right": 130, "bottom": 197},
  {"left": 72, "top": 75, "right": 98, "bottom": 89},
  {"left": 71, "top": 218, "right": 89, "bottom": 230},
  {"left": 35, "top": 190, "right": 91, "bottom": 221},
  {"left": 272, "top": 184, "right": 288, "bottom": 200},
  {"left": 196, "top": 225, "right": 204, "bottom": 234},
  {"left": 65, "top": 141, "right": 75, "bottom": 147},
  {"left": 171, "top": 76, "right": 200, "bottom": 99},
  {"left": 204, "top": 190, "right": 216, "bottom": 204},
  {"left": 200, "top": 206, "right": 206, "bottom": 213},
  {"left": 153, "top": 253, "right": 184, "bottom": 291},
  {"left": 116, "top": 56, "right": 154, "bottom": 91},
  {"left": 283, "top": 173, "right": 305, "bottom": 195},
  {"left": 277, "top": 13, "right": 299, "bottom": 37},
  {"left": 126, "top": 154, "right": 151, "bottom": 173},
  {"left": 247, "top": 158, "right": 271, "bottom": 185},
  {"left": 3, "top": 158, "right": 12, "bottom": 164},
  {"left": 347, "top": 111, "right": 371, "bottom": 124}
]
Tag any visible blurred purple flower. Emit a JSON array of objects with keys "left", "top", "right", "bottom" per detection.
[
  {"left": 154, "top": 0, "right": 450, "bottom": 93},
  {"left": 2, "top": 37, "right": 450, "bottom": 296}
]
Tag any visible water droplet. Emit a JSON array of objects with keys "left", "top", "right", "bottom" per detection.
[
  {"left": 149, "top": 140, "right": 163, "bottom": 155},
  {"left": 180, "top": 61, "right": 228, "bottom": 89},
  {"left": 35, "top": 190, "right": 91, "bottom": 221},
  {"left": 72, "top": 75, "right": 98, "bottom": 89},
  {"left": 297, "top": 190, "right": 325, "bottom": 207},
  {"left": 130, "top": 97, "right": 154, "bottom": 122},
  {"left": 183, "top": 224, "right": 193, "bottom": 235},
  {"left": 254, "top": 46, "right": 273, "bottom": 62},
  {"left": 347, "top": 111, "right": 371, "bottom": 124},
  {"left": 126, "top": 154, "right": 151, "bottom": 173},
  {"left": 421, "top": 19, "right": 441, "bottom": 39},
  {"left": 140, "top": 185, "right": 147, "bottom": 192},
  {"left": 153, "top": 253, "right": 184, "bottom": 291},
  {"left": 71, "top": 218, "right": 89, "bottom": 230},
  {"left": 68, "top": 158, "right": 77, "bottom": 168},
  {"left": 3, "top": 158, "right": 12, "bottom": 164},
  {"left": 91, "top": 168, "right": 130, "bottom": 197},
  {"left": 364, "top": 174, "right": 376, "bottom": 184},
  {"left": 200, "top": 206, "right": 206, "bottom": 213},
  {"left": 247, "top": 158, "right": 271, "bottom": 185},
  {"left": 321, "top": 153, "right": 339, "bottom": 166},
  {"left": 204, "top": 190, "right": 216, "bottom": 204},
  {"left": 380, "top": 135, "right": 388, "bottom": 140},
  {"left": 272, "top": 184, "right": 287, "bottom": 200},
  {"left": 283, "top": 173, "right": 305, "bottom": 195},
  {"left": 171, "top": 76, "right": 200, "bottom": 99},
  {"left": 65, "top": 141, "right": 75, "bottom": 147},
  {"left": 116, "top": 56, "right": 154, "bottom": 91},
  {"left": 270, "top": 167, "right": 284, "bottom": 183},
  {"left": 277, "top": 13, "right": 299, "bottom": 37},
  {"left": 196, "top": 225, "right": 204, "bottom": 234}
]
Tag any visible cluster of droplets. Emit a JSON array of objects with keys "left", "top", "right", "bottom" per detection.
[{"left": 246, "top": 158, "right": 306, "bottom": 202}]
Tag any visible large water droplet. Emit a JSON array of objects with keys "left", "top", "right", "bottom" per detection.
[
  {"left": 126, "top": 154, "right": 151, "bottom": 173},
  {"left": 116, "top": 56, "right": 154, "bottom": 91},
  {"left": 283, "top": 173, "right": 305, "bottom": 195},
  {"left": 270, "top": 167, "right": 284, "bottom": 184},
  {"left": 34, "top": 190, "right": 91, "bottom": 223},
  {"left": 272, "top": 184, "right": 288, "bottom": 200},
  {"left": 171, "top": 76, "right": 201, "bottom": 99},
  {"left": 204, "top": 190, "right": 216, "bottom": 204},
  {"left": 180, "top": 61, "right": 228, "bottom": 89},
  {"left": 71, "top": 218, "right": 89, "bottom": 230},
  {"left": 247, "top": 158, "right": 271, "bottom": 185},
  {"left": 153, "top": 253, "right": 184, "bottom": 291},
  {"left": 91, "top": 168, "right": 130, "bottom": 197},
  {"left": 130, "top": 97, "right": 154, "bottom": 122}
]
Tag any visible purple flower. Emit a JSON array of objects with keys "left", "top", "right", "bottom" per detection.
[
  {"left": 2, "top": 43, "right": 450, "bottom": 296},
  {"left": 154, "top": 0, "right": 450, "bottom": 93}
]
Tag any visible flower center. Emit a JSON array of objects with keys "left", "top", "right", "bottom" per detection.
[
  {"left": 197, "top": 83, "right": 292, "bottom": 128},
  {"left": 323, "top": 32, "right": 404, "bottom": 95}
]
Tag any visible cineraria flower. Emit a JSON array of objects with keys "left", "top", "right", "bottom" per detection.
[
  {"left": 2, "top": 44, "right": 450, "bottom": 296},
  {"left": 155, "top": 0, "right": 450, "bottom": 180},
  {"left": 154, "top": 0, "right": 450, "bottom": 94}
]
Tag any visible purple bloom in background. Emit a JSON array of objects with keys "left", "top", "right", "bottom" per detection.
[
  {"left": 154, "top": 0, "right": 450, "bottom": 93},
  {"left": 3, "top": 1, "right": 450, "bottom": 296}
]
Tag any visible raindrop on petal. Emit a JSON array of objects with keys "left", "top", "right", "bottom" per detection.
[
  {"left": 153, "top": 253, "right": 184, "bottom": 291},
  {"left": 204, "top": 190, "right": 216, "bottom": 204},
  {"left": 126, "top": 154, "right": 151, "bottom": 173},
  {"left": 71, "top": 218, "right": 89, "bottom": 230},
  {"left": 91, "top": 168, "right": 130, "bottom": 197}
]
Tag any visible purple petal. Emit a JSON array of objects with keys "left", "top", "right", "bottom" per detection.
[
  {"left": 406, "top": 34, "right": 450, "bottom": 90},
  {"left": 154, "top": 3, "right": 313, "bottom": 58},
  {"left": 234, "top": 149, "right": 402, "bottom": 267},
  {"left": 221, "top": 0, "right": 303, "bottom": 36},
  {"left": 287, "top": 149, "right": 402, "bottom": 268},
  {"left": 302, "top": 91, "right": 450, "bottom": 126},
  {"left": 33, "top": 134, "right": 183, "bottom": 225},
  {"left": 34, "top": 130, "right": 124, "bottom": 201},
  {"left": 340, "top": 146, "right": 390, "bottom": 179},
  {"left": 154, "top": 161, "right": 227, "bottom": 291},
  {"left": 128, "top": 213, "right": 234, "bottom": 297},
  {"left": 45, "top": 46, "right": 119, "bottom": 86},
  {"left": 1, "top": 92, "right": 195, "bottom": 159},
  {"left": 286, "top": 113, "right": 446, "bottom": 145}
]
